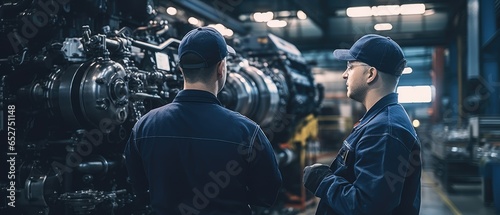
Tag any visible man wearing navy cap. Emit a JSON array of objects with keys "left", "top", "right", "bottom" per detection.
[
  {"left": 125, "top": 27, "right": 282, "bottom": 215},
  {"left": 303, "top": 34, "right": 421, "bottom": 214}
]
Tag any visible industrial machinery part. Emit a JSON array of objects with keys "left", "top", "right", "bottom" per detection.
[
  {"left": 223, "top": 33, "right": 323, "bottom": 211},
  {"left": 469, "top": 116, "right": 500, "bottom": 204},
  {"left": 0, "top": 1, "right": 322, "bottom": 214},
  {"left": 431, "top": 116, "right": 500, "bottom": 192}
]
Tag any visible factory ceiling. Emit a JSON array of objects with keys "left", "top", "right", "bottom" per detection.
[{"left": 162, "top": 0, "right": 467, "bottom": 86}]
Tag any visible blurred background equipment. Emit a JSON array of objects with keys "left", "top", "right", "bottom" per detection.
[
  {"left": 430, "top": 122, "right": 479, "bottom": 192},
  {"left": 469, "top": 117, "right": 500, "bottom": 206}
]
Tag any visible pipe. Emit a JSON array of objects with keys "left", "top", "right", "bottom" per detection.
[
  {"left": 458, "top": 36, "right": 463, "bottom": 127},
  {"left": 131, "top": 38, "right": 180, "bottom": 52}
]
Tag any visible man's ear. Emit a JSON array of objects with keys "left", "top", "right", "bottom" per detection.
[
  {"left": 366, "top": 67, "right": 378, "bottom": 84},
  {"left": 216, "top": 60, "right": 225, "bottom": 78}
]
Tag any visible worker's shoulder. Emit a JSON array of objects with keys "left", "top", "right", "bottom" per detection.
[{"left": 220, "top": 107, "right": 259, "bottom": 128}]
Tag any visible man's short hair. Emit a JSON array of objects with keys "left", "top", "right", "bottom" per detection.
[{"left": 180, "top": 53, "right": 219, "bottom": 83}]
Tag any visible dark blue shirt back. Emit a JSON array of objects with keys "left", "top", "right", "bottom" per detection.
[{"left": 124, "top": 90, "right": 282, "bottom": 215}]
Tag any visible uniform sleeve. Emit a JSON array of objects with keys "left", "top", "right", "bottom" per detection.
[
  {"left": 124, "top": 128, "right": 149, "bottom": 202},
  {"left": 315, "top": 135, "right": 412, "bottom": 214},
  {"left": 246, "top": 127, "right": 283, "bottom": 207}
]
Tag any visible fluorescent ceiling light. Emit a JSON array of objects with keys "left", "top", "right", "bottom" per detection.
[
  {"left": 402, "top": 67, "right": 413, "bottom": 74},
  {"left": 207, "top": 24, "right": 233, "bottom": 37},
  {"left": 372, "top": 5, "right": 400, "bottom": 16},
  {"left": 297, "top": 10, "right": 307, "bottom": 20},
  {"left": 267, "top": 20, "right": 287, "bottom": 28},
  {"left": 346, "top": 3, "right": 426, "bottom": 17},
  {"left": 188, "top": 17, "right": 199, "bottom": 25},
  {"left": 374, "top": 23, "right": 393, "bottom": 31},
  {"left": 253, "top": 12, "right": 274, "bottom": 22},
  {"left": 224, "top": 29, "right": 234, "bottom": 37},
  {"left": 397, "top": 85, "right": 433, "bottom": 103},
  {"left": 166, "top": 7, "right": 177, "bottom": 15},
  {"left": 239, "top": 14, "right": 249, "bottom": 21},
  {"left": 423, "top": 9, "right": 435, "bottom": 16},
  {"left": 346, "top": 6, "right": 372, "bottom": 17},
  {"left": 400, "top": 4, "right": 426, "bottom": 15},
  {"left": 278, "top": 11, "right": 292, "bottom": 17},
  {"left": 412, "top": 119, "right": 421, "bottom": 128}
]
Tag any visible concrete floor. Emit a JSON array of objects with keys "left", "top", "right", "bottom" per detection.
[{"left": 296, "top": 149, "right": 499, "bottom": 215}]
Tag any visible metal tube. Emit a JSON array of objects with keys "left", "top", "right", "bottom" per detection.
[{"left": 131, "top": 38, "right": 180, "bottom": 52}]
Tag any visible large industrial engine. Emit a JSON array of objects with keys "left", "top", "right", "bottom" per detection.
[{"left": 0, "top": 1, "right": 322, "bottom": 214}]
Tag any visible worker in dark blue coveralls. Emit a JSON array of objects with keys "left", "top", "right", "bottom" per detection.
[
  {"left": 303, "top": 34, "right": 421, "bottom": 215},
  {"left": 124, "top": 27, "right": 282, "bottom": 215}
]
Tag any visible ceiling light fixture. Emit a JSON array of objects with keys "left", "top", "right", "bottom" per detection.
[
  {"left": 188, "top": 17, "right": 200, "bottom": 26},
  {"left": 207, "top": 24, "right": 234, "bottom": 37},
  {"left": 400, "top": 4, "right": 426, "bottom": 15},
  {"left": 346, "top": 3, "right": 426, "bottom": 17},
  {"left": 397, "top": 85, "right": 432, "bottom": 103},
  {"left": 267, "top": 20, "right": 287, "bottom": 28},
  {"left": 253, "top": 12, "right": 274, "bottom": 22},
  {"left": 402, "top": 67, "right": 413, "bottom": 74},
  {"left": 374, "top": 23, "right": 393, "bottom": 31},
  {"left": 346, "top": 6, "right": 372, "bottom": 17},
  {"left": 239, "top": 14, "right": 249, "bottom": 21},
  {"left": 297, "top": 10, "right": 307, "bottom": 20},
  {"left": 423, "top": 9, "right": 435, "bottom": 16},
  {"left": 166, "top": 7, "right": 177, "bottom": 15},
  {"left": 412, "top": 119, "right": 420, "bottom": 128},
  {"left": 224, "top": 29, "right": 234, "bottom": 37},
  {"left": 278, "top": 11, "right": 292, "bottom": 17},
  {"left": 372, "top": 5, "right": 400, "bottom": 16}
]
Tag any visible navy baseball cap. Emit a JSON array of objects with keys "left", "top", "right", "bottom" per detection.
[
  {"left": 333, "top": 34, "right": 406, "bottom": 76},
  {"left": 178, "top": 27, "right": 235, "bottom": 69}
]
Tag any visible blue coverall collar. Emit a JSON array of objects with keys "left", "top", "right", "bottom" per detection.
[
  {"left": 356, "top": 93, "right": 399, "bottom": 130},
  {"left": 173, "top": 89, "right": 222, "bottom": 105}
]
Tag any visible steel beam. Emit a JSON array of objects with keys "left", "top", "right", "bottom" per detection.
[{"left": 170, "top": 0, "right": 248, "bottom": 35}]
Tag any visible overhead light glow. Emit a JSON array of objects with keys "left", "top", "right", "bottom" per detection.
[
  {"left": 412, "top": 119, "right": 421, "bottom": 128},
  {"left": 207, "top": 24, "right": 234, "bottom": 37},
  {"left": 297, "top": 10, "right": 307, "bottom": 20},
  {"left": 267, "top": 20, "right": 287, "bottom": 28},
  {"left": 188, "top": 17, "right": 199, "bottom": 25},
  {"left": 253, "top": 11, "right": 274, "bottom": 22},
  {"left": 397, "top": 86, "right": 433, "bottom": 103},
  {"left": 166, "top": 7, "right": 177, "bottom": 15},
  {"left": 374, "top": 23, "right": 393, "bottom": 31},
  {"left": 239, "top": 14, "right": 249, "bottom": 21},
  {"left": 402, "top": 67, "right": 413, "bottom": 74},
  {"left": 423, "top": 9, "right": 435, "bottom": 16},
  {"left": 225, "top": 29, "right": 234, "bottom": 37},
  {"left": 372, "top": 5, "right": 400, "bottom": 16},
  {"left": 346, "top": 6, "right": 372, "bottom": 17},
  {"left": 346, "top": 4, "right": 426, "bottom": 17},
  {"left": 278, "top": 11, "right": 292, "bottom": 17},
  {"left": 400, "top": 4, "right": 426, "bottom": 15},
  {"left": 214, "top": 24, "right": 225, "bottom": 32}
]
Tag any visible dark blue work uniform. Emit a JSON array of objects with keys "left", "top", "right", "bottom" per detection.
[
  {"left": 124, "top": 90, "right": 282, "bottom": 215},
  {"left": 315, "top": 93, "right": 421, "bottom": 215}
]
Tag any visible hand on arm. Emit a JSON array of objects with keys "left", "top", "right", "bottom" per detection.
[
  {"left": 303, "top": 163, "right": 333, "bottom": 193},
  {"left": 315, "top": 136, "right": 410, "bottom": 214}
]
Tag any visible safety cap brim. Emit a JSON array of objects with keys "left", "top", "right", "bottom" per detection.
[
  {"left": 227, "top": 45, "right": 236, "bottom": 54},
  {"left": 333, "top": 49, "right": 356, "bottom": 61}
]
